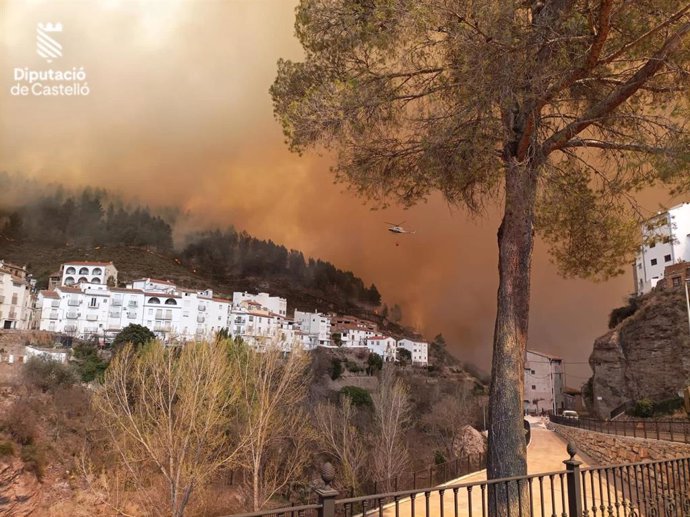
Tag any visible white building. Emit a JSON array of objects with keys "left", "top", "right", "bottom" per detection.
[
  {"left": 634, "top": 202, "right": 690, "bottom": 295},
  {"left": 366, "top": 336, "right": 397, "bottom": 361},
  {"left": 61, "top": 261, "right": 118, "bottom": 287},
  {"left": 0, "top": 261, "right": 35, "bottom": 330},
  {"left": 397, "top": 338, "right": 428, "bottom": 366},
  {"left": 294, "top": 310, "right": 331, "bottom": 347},
  {"left": 524, "top": 350, "right": 564, "bottom": 415},
  {"left": 25, "top": 346, "right": 68, "bottom": 363},
  {"left": 37, "top": 269, "right": 233, "bottom": 343},
  {"left": 232, "top": 292, "right": 287, "bottom": 317}
]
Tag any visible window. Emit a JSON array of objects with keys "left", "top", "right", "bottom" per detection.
[
  {"left": 638, "top": 263, "right": 642, "bottom": 269},
  {"left": 651, "top": 259, "right": 657, "bottom": 266},
  {"left": 665, "top": 254, "right": 672, "bottom": 262},
  {"left": 165, "top": 298, "right": 177, "bottom": 305},
  {"left": 65, "top": 267, "right": 76, "bottom": 275},
  {"left": 532, "top": 385, "right": 536, "bottom": 390},
  {"left": 531, "top": 369, "right": 535, "bottom": 374},
  {"left": 673, "top": 277, "right": 682, "bottom": 287},
  {"left": 79, "top": 267, "right": 89, "bottom": 275},
  {"left": 650, "top": 242, "right": 656, "bottom": 248},
  {"left": 148, "top": 297, "right": 161, "bottom": 304},
  {"left": 89, "top": 297, "right": 97, "bottom": 308}
]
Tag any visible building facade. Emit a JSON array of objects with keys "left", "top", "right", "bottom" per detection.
[
  {"left": 232, "top": 292, "right": 287, "bottom": 317},
  {"left": 397, "top": 338, "right": 429, "bottom": 365},
  {"left": 523, "top": 349, "right": 564, "bottom": 415},
  {"left": 634, "top": 203, "right": 690, "bottom": 295},
  {"left": 61, "top": 261, "right": 118, "bottom": 287},
  {"left": 294, "top": 310, "right": 332, "bottom": 347},
  {"left": 0, "top": 261, "right": 35, "bottom": 330}
]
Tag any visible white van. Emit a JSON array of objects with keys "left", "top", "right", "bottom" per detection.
[{"left": 562, "top": 410, "right": 579, "bottom": 419}]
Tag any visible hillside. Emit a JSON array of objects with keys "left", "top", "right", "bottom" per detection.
[
  {"left": 588, "top": 287, "right": 690, "bottom": 419},
  {"left": 0, "top": 238, "right": 418, "bottom": 338}
]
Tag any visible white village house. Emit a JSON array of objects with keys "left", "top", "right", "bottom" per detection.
[
  {"left": 0, "top": 261, "right": 35, "bottom": 330},
  {"left": 634, "top": 202, "right": 690, "bottom": 295},
  {"left": 523, "top": 349, "right": 565, "bottom": 415},
  {"left": 397, "top": 338, "right": 429, "bottom": 366},
  {"left": 32, "top": 260, "right": 431, "bottom": 363}
]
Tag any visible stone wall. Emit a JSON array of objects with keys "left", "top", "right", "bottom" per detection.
[{"left": 550, "top": 423, "right": 690, "bottom": 465}]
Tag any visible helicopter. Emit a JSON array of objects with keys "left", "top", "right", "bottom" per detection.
[{"left": 385, "top": 221, "right": 415, "bottom": 234}]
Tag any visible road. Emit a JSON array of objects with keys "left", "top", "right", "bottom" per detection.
[{"left": 377, "top": 419, "right": 591, "bottom": 517}]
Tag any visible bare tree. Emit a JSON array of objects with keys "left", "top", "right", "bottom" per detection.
[
  {"left": 271, "top": 4, "right": 690, "bottom": 508},
  {"left": 313, "top": 397, "right": 368, "bottom": 494},
  {"left": 372, "top": 367, "right": 411, "bottom": 490},
  {"left": 234, "top": 341, "right": 313, "bottom": 511},
  {"left": 423, "top": 385, "right": 479, "bottom": 462},
  {"left": 92, "top": 341, "right": 244, "bottom": 517}
]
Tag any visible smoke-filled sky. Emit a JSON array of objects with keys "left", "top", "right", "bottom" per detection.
[{"left": 0, "top": 0, "right": 678, "bottom": 384}]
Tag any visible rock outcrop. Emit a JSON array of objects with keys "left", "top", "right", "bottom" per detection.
[{"left": 589, "top": 288, "right": 690, "bottom": 418}]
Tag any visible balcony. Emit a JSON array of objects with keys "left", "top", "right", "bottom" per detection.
[
  {"left": 51, "top": 300, "right": 59, "bottom": 308},
  {"left": 154, "top": 322, "right": 172, "bottom": 332},
  {"left": 49, "top": 311, "right": 59, "bottom": 320},
  {"left": 198, "top": 305, "right": 207, "bottom": 312},
  {"left": 64, "top": 324, "right": 77, "bottom": 333},
  {"left": 127, "top": 312, "right": 137, "bottom": 319},
  {"left": 197, "top": 315, "right": 206, "bottom": 323},
  {"left": 128, "top": 301, "right": 138, "bottom": 308},
  {"left": 66, "top": 311, "right": 79, "bottom": 320},
  {"left": 68, "top": 299, "right": 80, "bottom": 307},
  {"left": 111, "top": 299, "right": 123, "bottom": 307},
  {"left": 86, "top": 314, "right": 99, "bottom": 322},
  {"left": 109, "top": 311, "right": 121, "bottom": 319},
  {"left": 8, "top": 311, "right": 17, "bottom": 320}
]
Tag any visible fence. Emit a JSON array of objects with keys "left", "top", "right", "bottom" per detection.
[
  {"left": 551, "top": 414, "right": 690, "bottom": 444},
  {"left": 223, "top": 447, "right": 690, "bottom": 517}
]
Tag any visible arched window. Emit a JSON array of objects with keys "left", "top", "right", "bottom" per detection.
[
  {"left": 148, "top": 297, "right": 161, "bottom": 304},
  {"left": 92, "top": 268, "right": 103, "bottom": 275},
  {"left": 65, "top": 267, "right": 76, "bottom": 275},
  {"left": 165, "top": 298, "right": 177, "bottom": 305},
  {"left": 64, "top": 276, "right": 75, "bottom": 285},
  {"left": 79, "top": 267, "right": 89, "bottom": 275},
  {"left": 78, "top": 277, "right": 89, "bottom": 283},
  {"left": 91, "top": 278, "right": 101, "bottom": 284}
]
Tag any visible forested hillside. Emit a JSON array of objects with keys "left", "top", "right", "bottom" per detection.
[{"left": 0, "top": 178, "right": 380, "bottom": 311}]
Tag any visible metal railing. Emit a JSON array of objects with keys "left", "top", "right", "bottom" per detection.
[
  {"left": 551, "top": 414, "right": 690, "bottom": 444},
  {"left": 223, "top": 448, "right": 690, "bottom": 517}
]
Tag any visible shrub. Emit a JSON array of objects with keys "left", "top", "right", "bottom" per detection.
[
  {"left": 330, "top": 358, "right": 343, "bottom": 380},
  {"left": 608, "top": 297, "right": 640, "bottom": 329},
  {"left": 23, "top": 357, "right": 78, "bottom": 392},
  {"left": 340, "top": 386, "right": 373, "bottom": 408},
  {"left": 434, "top": 450, "right": 446, "bottom": 465},
  {"left": 3, "top": 402, "right": 39, "bottom": 446},
  {"left": 345, "top": 360, "right": 362, "bottom": 373},
  {"left": 0, "top": 441, "right": 14, "bottom": 457},
  {"left": 112, "top": 324, "right": 156, "bottom": 350},
  {"left": 20, "top": 444, "right": 46, "bottom": 480},
  {"left": 367, "top": 353, "right": 383, "bottom": 375},
  {"left": 630, "top": 398, "right": 655, "bottom": 418},
  {"left": 71, "top": 342, "right": 108, "bottom": 382},
  {"left": 653, "top": 396, "right": 683, "bottom": 416},
  {"left": 397, "top": 348, "right": 412, "bottom": 363}
]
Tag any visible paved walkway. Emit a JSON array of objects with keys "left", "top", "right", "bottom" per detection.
[{"left": 378, "top": 421, "right": 591, "bottom": 517}]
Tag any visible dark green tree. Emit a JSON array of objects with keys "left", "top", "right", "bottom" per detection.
[
  {"left": 112, "top": 324, "right": 156, "bottom": 350},
  {"left": 271, "top": 1, "right": 690, "bottom": 502}
]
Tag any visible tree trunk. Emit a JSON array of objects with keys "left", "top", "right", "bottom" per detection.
[{"left": 487, "top": 160, "right": 538, "bottom": 516}]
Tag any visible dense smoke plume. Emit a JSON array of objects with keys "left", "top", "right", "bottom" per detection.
[{"left": 0, "top": 0, "right": 674, "bottom": 382}]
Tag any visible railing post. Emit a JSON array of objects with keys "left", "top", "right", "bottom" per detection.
[
  {"left": 564, "top": 443, "right": 583, "bottom": 517},
  {"left": 316, "top": 463, "right": 338, "bottom": 517}
]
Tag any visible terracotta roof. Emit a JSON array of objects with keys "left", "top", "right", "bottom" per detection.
[
  {"left": 109, "top": 287, "right": 144, "bottom": 294},
  {"left": 144, "top": 292, "right": 181, "bottom": 299},
  {"left": 64, "top": 261, "right": 113, "bottom": 266},
  {"left": 132, "top": 277, "right": 176, "bottom": 286},
  {"left": 368, "top": 336, "right": 393, "bottom": 341},
  {"left": 39, "top": 290, "right": 59, "bottom": 299},
  {"left": 527, "top": 349, "right": 562, "bottom": 361},
  {"left": 57, "top": 286, "right": 83, "bottom": 294}
]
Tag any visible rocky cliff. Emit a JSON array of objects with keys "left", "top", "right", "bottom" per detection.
[{"left": 589, "top": 288, "right": 690, "bottom": 418}]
